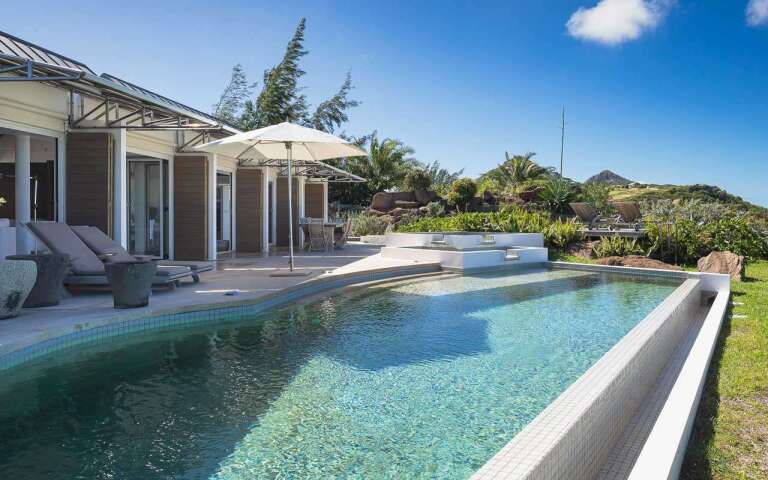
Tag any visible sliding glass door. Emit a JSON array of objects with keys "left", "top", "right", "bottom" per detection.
[{"left": 128, "top": 159, "right": 166, "bottom": 257}]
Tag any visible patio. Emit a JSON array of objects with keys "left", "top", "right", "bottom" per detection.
[{"left": 0, "top": 243, "right": 437, "bottom": 359}]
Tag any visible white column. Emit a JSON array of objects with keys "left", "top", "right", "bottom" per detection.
[
  {"left": 207, "top": 154, "right": 217, "bottom": 260},
  {"left": 322, "top": 181, "right": 329, "bottom": 221},
  {"left": 261, "top": 167, "right": 269, "bottom": 255},
  {"left": 56, "top": 134, "right": 66, "bottom": 222},
  {"left": 112, "top": 129, "right": 127, "bottom": 247},
  {"left": 15, "top": 134, "right": 33, "bottom": 254}
]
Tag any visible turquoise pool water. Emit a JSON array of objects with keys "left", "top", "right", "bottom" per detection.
[{"left": 0, "top": 269, "right": 680, "bottom": 479}]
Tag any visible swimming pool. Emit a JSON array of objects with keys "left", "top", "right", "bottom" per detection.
[{"left": 0, "top": 268, "right": 681, "bottom": 479}]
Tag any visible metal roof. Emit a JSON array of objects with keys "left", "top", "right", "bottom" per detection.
[
  {"left": 241, "top": 158, "right": 365, "bottom": 183},
  {"left": 0, "top": 30, "right": 237, "bottom": 134},
  {"left": 0, "top": 30, "right": 93, "bottom": 73}
]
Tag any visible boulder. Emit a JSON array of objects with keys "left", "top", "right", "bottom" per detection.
[
  {"left": 595, "top": 255, "right": 682, "bottom": 271},
  {"left": 518, "top": 188, "right": 540, "bottom": 202},
  {"left": 367, "top": 208, "right": 388, "bottom": 216},
  {"left": 697, "top": 251, "right": 745, "bottom": 281},
  {"left": 414, "top": 189, "right": 432, "bottom": 205},
  {"left": 393, "top": 200, "right": 421, "bottom": 209},
  {"left": 389, "top": 207, "right": 407, "bottom": 218},
  {"left": 371, "top": 192, "right": 394, "bottom": 211}
]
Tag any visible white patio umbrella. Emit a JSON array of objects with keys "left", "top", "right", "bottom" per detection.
[{"left": 195, "top": 122, "right": 367, "bottom": 275}]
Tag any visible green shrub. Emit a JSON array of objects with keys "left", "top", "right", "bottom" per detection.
[
  {"left": 581, "top": 183, "right": 612, "bottom": 213},
  {"left": 402, "top": 169, "right": 432, "bottom": 192},
  {"left": 545, "top": 219, "right": 584, "bottom": 249},
  {"left": 350, "top": 213, "right": 388, "bottom": 236},
  {"left": 445, "top": 178, "right": 477, "bottom": 212},
  {"left": 539, "top": 178, "right": 575, "bottom": 212},
  {"left": 424, "top": 201, "right": 445, "bottom": 217},
  {"left": 593, "top": 235, "right": 643, "bottom": 258}
]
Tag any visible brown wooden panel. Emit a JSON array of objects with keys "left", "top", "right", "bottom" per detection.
[
  {"left": 235, "top": 169, "right": 262, "bottom": 253},
  {"left": 66, "top": 133, "right": 113, "bottom": 236},
  {"left": 304, "top": 183, "right": 324, "bottom": 219},
  {"left": 174, "top": 156, "right": 208, "bottom": 260},
  {"left": 276, "top": 177, "right": 300, "bottom": 247}
]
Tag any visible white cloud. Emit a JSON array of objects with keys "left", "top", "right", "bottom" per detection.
[
  {"left": 747, "top": 0, "right": 768, "bottom": 26},
  {"left": 566, "top": 0, "right": 672, "bottom": 46}
]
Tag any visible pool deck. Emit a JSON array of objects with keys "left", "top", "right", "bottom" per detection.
[{"left": 0, "top": 243, "right": 435, "bottom": 359}]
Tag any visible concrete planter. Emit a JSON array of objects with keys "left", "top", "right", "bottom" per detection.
[
  {"left": 6, "top": 253, "right": 69, "bottom": 307},
  {"left": 0, "top": 259, "right": 37, "bottom": 319},
  {"left": 105, "top": 261, "right": 157, "bottom": 309}
]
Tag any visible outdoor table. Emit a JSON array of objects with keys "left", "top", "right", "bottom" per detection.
[
  {"left": 323, "top": 221, "right": 345, "bottom": 250},
  {"left": 6, "top": 253, "right": 69, "bottom": 307}
]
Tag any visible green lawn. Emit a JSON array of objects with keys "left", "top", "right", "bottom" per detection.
[
  {"left": 682, "top": 260, "right": 768, "bottom": 479},
  {"left": 550, "top": 252, "right": 768, "bottom": 478}
]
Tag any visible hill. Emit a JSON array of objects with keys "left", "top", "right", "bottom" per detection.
[{"left": 584, "top": 170, "right": 633, "bottom": 185}]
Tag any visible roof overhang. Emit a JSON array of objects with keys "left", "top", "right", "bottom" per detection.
[{"left": 0, "top": 31, "right": 239, "bottom": 138}]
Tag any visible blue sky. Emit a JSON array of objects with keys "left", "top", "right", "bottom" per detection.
[{"left": 3, "top": 0, "right": 767, "bottom": 205}]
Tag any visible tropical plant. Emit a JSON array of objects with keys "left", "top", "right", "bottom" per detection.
[
  {"left": 349, "top": 212, "right": 389, "bottom": 236},
  {"left": 402, "top": 169, "right": 432, "bottom": 192},
  {"left": 593, "top": 236, "right": 643, "bottom": 258},
  {"left": 539, "top": 178, "right": 575, "bottom": 212},
  {"left": 478, "top": 152, "right": 553, "bottom": 194},
  {"left": 445, "top": 178, "right": 477, "bottom": 212},
  {"left": 545, "top": 219, "right": 584, "bottom": 249},
  {"left": 328, "top": 131, "right": 417, "bottom": 206}
]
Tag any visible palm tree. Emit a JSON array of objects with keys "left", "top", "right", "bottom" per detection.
[{"left": 479, "top": 152, "right": 554, "bottom": 194}]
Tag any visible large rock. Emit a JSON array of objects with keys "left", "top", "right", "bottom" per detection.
[
  {"left": 697, "top": 251, "right": 745, "bottom": 281},
  {"left": 414, "top": 189, "right": 433, "bottom": 205},
  {"left": 371, "top": 192, "right": 394, "bottom": 211},
  {"left": 595, "top": 255, "right": 682, "bottom": 271},
  {"left": 393, "top": 200, "right": 421, "bottom": 209}
]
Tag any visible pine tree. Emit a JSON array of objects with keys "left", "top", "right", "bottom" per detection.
[
  {"left": 310, "top": 72, "right": 360, "bottom": 133},
  {"left": 211, "top": 64, "right": 255, "bottom": 125}
]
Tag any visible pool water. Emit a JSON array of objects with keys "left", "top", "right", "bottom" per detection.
[{"left": 0, "top": 269, "right": 680, "bottom": 479}]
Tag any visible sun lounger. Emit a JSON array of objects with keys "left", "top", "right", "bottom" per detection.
[
  {"left": 26, "top": 222, "right": 195, "bottom": 288},
  {"left": 71, "top": 226, "right": 213, "bottom": 282},
  {"left": 611, "top": 202, "right": 644, "bottom": 230},
  {"left": 569, "top": 202, "right": 613, "bottom": 229}
]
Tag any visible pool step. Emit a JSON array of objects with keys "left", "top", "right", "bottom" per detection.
[{"left": 505, "top": 250, "right": 520, "bottom": 261}]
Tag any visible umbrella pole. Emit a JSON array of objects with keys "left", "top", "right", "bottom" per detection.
[{"left": 286, "top": 142, "right": 295, "bottom": 271}]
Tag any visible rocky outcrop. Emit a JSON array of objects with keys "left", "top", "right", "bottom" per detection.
[
  {"left": 584, "top": 170, "right": 633, "bottom": 185},
  {"left": 697, "top": 251, "right": 745, "bottom": 281},
  {"left": 595, "top": 255, "right": 682, "bottom": 271}
]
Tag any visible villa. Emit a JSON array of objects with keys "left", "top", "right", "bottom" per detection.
[{"left": 0, "top": 30, "right": 361, "bottom": 261}]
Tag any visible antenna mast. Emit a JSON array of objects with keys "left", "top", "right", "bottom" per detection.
[{"left": 559, "top": 107, "right": 566, "bottom": 177}]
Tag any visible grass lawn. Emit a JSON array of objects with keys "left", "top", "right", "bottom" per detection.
[
  {"left": 683, "top": 260, "right": 768, "bottom": 479},
  {"left": 549, "top": 251, "right": 768, "bottom": 478}
]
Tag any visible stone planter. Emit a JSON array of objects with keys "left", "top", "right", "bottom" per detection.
[
  {"left": 0, "top": 259, "right": 37, "bottom": 319},
  {"left": 105, "top": 261, "right": 157, "bottom": 309},
  {"left": 6, "top": 253, "right": 69, "bottom": 307}
]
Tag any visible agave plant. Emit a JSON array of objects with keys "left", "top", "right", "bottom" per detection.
[{"left": 539, "top": 178, "right": 575, "bottom": 212}]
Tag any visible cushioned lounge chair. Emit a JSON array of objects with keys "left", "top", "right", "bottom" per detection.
[
  {"left": 569, "top": 202, "right": 613, "bottom": 229},
  {"left": 611, "top": 201, "right": 644, "bottom": 230},
  {"left": 71, "top": 226, "right": 214, "bottom": 282},
  {"left": 26, "top": 222, "right": 194, "bottom": 288}
]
